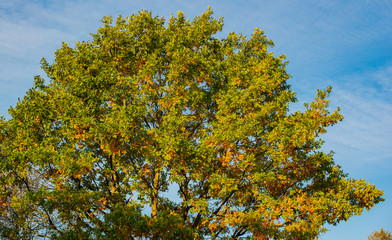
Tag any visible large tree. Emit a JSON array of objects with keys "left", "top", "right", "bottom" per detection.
[{"left": 0, "top": 8, "right": 384, "bottom": 239}]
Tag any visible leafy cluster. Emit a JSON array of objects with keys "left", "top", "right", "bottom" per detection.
[
  {"left": 369, "top": 229, "right": 392, "bottom": 240},
  {"left": 0, "top": 8, "right": 384, "bottom": 239}
]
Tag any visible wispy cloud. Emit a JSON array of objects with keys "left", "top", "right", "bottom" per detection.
[
  {"left": 374, "top": 64, "right": 392, "bottom": 93},
  {"left": 0, "top": 21, "right": 71, "bottom": 60},
  {"left": 0, "top": 0, "right": 112, "bottom": 116},
  {"left": 323, "top": 63, "right": 392, "bottom": 168},
  {"left": 228, "top": 1, "right": 392, "bottom": 81}
]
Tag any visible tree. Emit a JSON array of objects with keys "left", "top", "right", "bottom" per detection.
[
  {"left": 0, "top": 8, "right": 384, "bottom": 239},
  {"left": 369, "top": 229, "right": 392, "bottom": 240}
]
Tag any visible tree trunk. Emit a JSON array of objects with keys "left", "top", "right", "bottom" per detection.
[{"left": 151, "top": 170, "right": 160, "bottom": 218}]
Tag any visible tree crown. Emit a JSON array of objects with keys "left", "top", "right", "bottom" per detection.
[{"left": 0, "top": 8, "right": 384, "bottom": 239}]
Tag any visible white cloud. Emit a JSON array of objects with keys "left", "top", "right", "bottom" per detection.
[
  {"left": 322, "top": 63, "right": 392, "bottom": 167},
  {"left": 227, "top": 0, "right": 392, "bottom": 84},
  {"left": 0, "top": 21, "right": 70, "bottom": 60},
  {"left": 374, "top": 64, "right": 392, "bottom": 92}
]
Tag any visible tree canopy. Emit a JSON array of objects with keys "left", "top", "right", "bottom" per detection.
[
  {"left": 0, "top": 8, "right": 384, "bottom": 239},
  {"left": 369, "top": 229, "right": 392, "bottom": 240}
]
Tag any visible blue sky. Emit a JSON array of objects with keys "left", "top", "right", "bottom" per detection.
[{"left": 0, "top": 0, "right": 391, "bottom": 239}]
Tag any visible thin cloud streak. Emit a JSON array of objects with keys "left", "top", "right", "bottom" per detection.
[
  {"left": 0, "top": 21, "right": 71, "bottom": 59},
  {"left": 323, "top": 63, "right": 392, "bottom": 168}
]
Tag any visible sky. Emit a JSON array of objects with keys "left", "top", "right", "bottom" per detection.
[{"left": 0, "top": 0, "right": 391, "bottom": 239}]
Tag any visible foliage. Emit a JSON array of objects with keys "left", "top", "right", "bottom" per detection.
[
  {"left": 369, "top": 229, "right": 392, "bottom": 240},
  {"left": 0, "top": 8, "right": 384, "bottom": 239}
]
